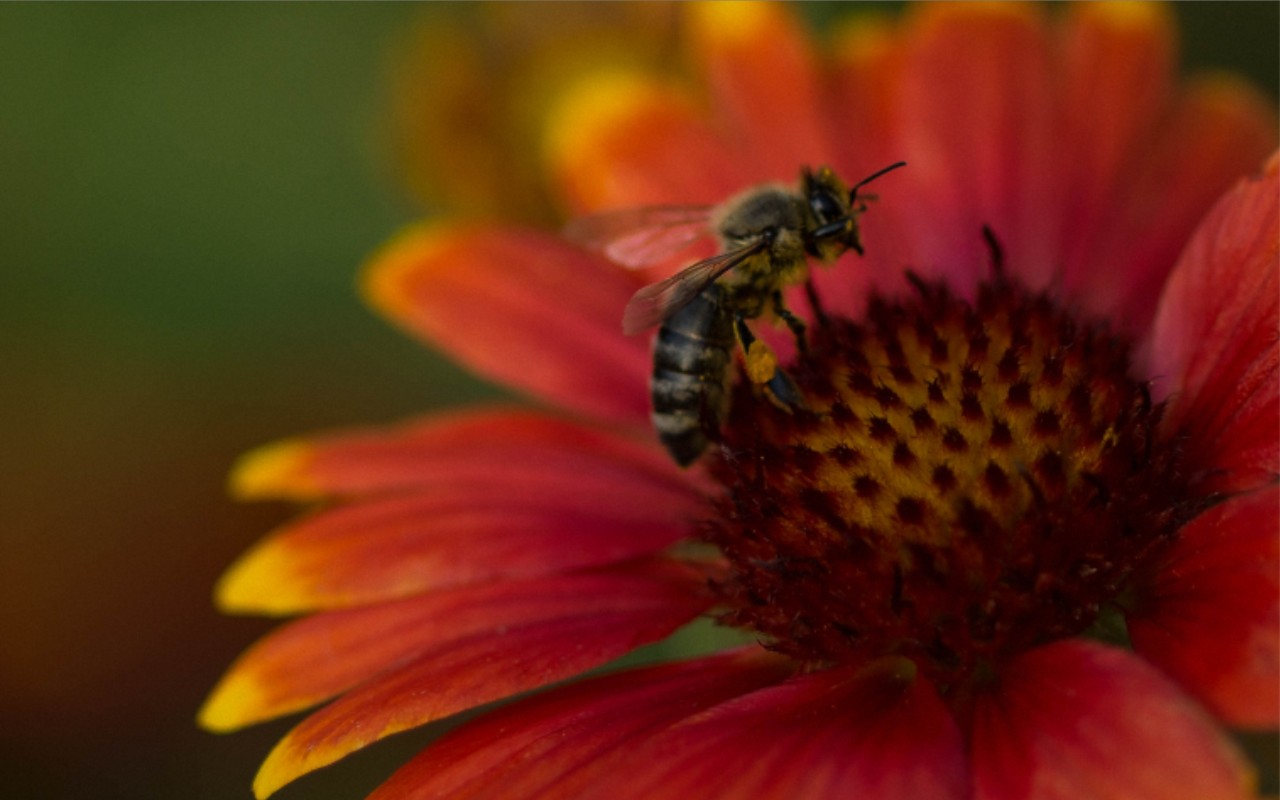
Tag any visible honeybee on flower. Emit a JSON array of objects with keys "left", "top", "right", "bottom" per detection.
[{"left": 204, "top": 4, "right": 1278, "bottom": 799}]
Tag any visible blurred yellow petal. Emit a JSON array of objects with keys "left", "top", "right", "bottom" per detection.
[
  {"left": 545, "top": 72, "right": 741, "bottom": 214},
  {"left": 388, "top": 4, "right": 680, "bottom": 222},
  {"left": 229, "top": 440, "right": 318, "bottom": 501},
  {"left": 685, "top": 1, "right": 836, "bottom": 180}
]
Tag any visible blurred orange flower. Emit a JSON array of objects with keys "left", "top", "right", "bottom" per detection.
[
  {"left": 387, "top": 3, "right": 678, "bottom": 223},
  {"left": 205, "top": 4, "right": 1277, "bottom": 799}
]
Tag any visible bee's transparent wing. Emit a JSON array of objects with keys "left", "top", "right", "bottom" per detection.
[
  {"left": 564, "top": 205, "right": 714, "bottom": 269},
  {"left": 621, "top": 244, "right": 765, "bottom": 335}
]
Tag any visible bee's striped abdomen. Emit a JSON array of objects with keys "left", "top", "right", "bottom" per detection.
[{"left": 651, "top": 285, "right": 735, "bottom": 467}]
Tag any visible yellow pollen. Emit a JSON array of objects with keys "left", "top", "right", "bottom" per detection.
[{"left": 744, "top": 340, "right": 779, "bottom": 385}]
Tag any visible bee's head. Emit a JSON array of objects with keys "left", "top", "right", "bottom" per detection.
[
  {"left": 801, "top": 166, "right": 860, "bottom": 258},
  {"left": 802, "top": 162, "right": 907, "bottom": 259}
]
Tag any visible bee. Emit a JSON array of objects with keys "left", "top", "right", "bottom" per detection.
[{"left": 567, "top": 162, "right": 906, "bottom": 466}]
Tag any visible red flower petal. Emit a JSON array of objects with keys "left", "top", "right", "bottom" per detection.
[
  {"left": 825, "top": 18, "right": 902, "bottom": 185},
  {"left": 594, "top": 659, "right": 967, "bottom": 800},
  {"left": 971, "top": 640, "right": 1254, "bottom": 800},
  {"left": 1055, "top": 4, "right": 1176, "bottom": 308},
  {"left": 221, "top": 412, "right": 704, "bottom": 614},
  {"left": 231, "top": 407, "right": 696, "bottom": 502},
  {"left": 685, "top": 3, "right": 837, "bottom": 184},
  {"left": 1076, "top": 77, "right": 1277, "bottom": 332},
  {"left": 224, "top": 560, "right": 711, "bottom": 798},
  {"left": 368, "top": 648, "right": 794, "bottom": 800},
  {"left": 1128, "top": 487, "right": 1280, "bottom": 728},
  {"left": 363, "top": 225, "right": 651, "bottom": 425},
  {"left": 814, "top": 19, "right": 924, "bottom": 319},
  {"left": 1144, "top": 151, "right": 1279, "bottom": 495},
  {"left": 200, "top": 561, "right": 709, "bottom": 736},
  {"left": 545, "top": 73, "right": 745, "bottom": 215},
  {"left": 216, "top": 485, "right": 698, "bottom": 614},
  {"left": 1059, "top": 3, "right": 1176, "bottom": 185},
  {"left": 892, "top": 3, "right": 1059, "bottom": 292}
]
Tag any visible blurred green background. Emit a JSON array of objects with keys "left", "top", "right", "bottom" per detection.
[{"left": 0, "top": 4, "right": 1275, "bottom": 799}]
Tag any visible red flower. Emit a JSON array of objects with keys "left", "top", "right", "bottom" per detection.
[{"left": 203, "top": 4, "right": 1278, "bottom": 798}]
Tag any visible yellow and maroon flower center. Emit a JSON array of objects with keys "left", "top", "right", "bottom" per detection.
[{"left": 703, "top": 276, "right": 1202, "bottom": 687}]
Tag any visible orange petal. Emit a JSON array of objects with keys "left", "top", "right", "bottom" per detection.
[
  {"left": 891, "top": 3, "right": 1058, "bottom": 291},
  {"left": 368, "top": 648, "right": 793, "bottom": 800},
  {"left": 390, "top": 5, "right": 679, "bottom": 223},
  {"left": 1144, "top": 151, "right": 1278, "bottom": 495},
  {"left": 825, "top": 15, "right": 904, "bottom": 185},
  {"left": 1077, "top": 76, "right": 1278, "bottom": 332},
  {"left": 1055, "top": 3, "right": 1177, "bottom": 302},
  {"left": 217, "top": 476, "right": 698, "bottom": 614},
  {"left": 813, "top": 15, "right": 924, "bottom": 318},
  {"left": 363, "top": 225, "right": 651, "bottom": 425},
  {"left": 971, "top": 640, "right": 1254, "bottom": 800},
  {"left": 198, "top": 558, "right": 706, "bottom": 732},
  {"left": 1128, "top": 487, "right": 1280, "bottom": 729},
  {"left": 595, "top": 659, "right": 966, "bottom": 800},
  {"left": 685, "top": 2, "right": 837, "bottom": 183},
  {"left": 545, "top": 72, "right": 745, "bottom": 215},
  {"left": 231, "top": 407, "right": 694, "bottom": 502}
]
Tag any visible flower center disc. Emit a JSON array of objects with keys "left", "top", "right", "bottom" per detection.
[{"left": 704, "top": 278, "right": 1196, "bottom": 685}]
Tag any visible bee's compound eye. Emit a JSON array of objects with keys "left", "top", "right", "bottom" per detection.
[{"left": 809, "top": 190, "right": 843, "bottom": 224}]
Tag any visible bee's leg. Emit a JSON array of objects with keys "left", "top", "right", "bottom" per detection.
[
  {"left": 733, "top": 314, "right": 775, "bottom": 385},
  {"left": 771, "top": 291, "right": 808, "bottom": 354},
  {"left": 804, "top": 279, "right": 828, "bottom": 327},
  {"left": 763, "top": 366, "right": 805, "bottom": 412},
  {"left": 734, "top": 314, "right": 804, "bottom": 413}
]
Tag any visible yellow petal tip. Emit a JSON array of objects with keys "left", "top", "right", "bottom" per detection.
[
  {"left": 543, "top": 71, "right": 689, "bottom": 211},
  {"left": 359, "top": 222, "right": 455, "bottom": 323},
  {"left": 1079, "top": 0, "right": 1170, "bottom": 31},
  {"left": 1186, "top": 71, "right": 1278, "bottom": 121},
  {"left": 545, "top": 72, "right": 665, "bottom": 170},
  {"left": 230, "top": 440, "right": 316, "bottom": 501},
  {"left": 214, "top": 541, "right": 304, "bottom": 616},
  {"left": 831, "top": 15, "right": 894, "bottom": 66},
  {"left": 253, "top": 729, "right": 352, "bottom": 800},
  {"left": 198, "top": 670, "right": 267, "bottom": 734},
  {"left": 687, "top": 1, "right": 778, "bottom": 47},
  {"left": 252, "top": 747, "right": 290, "bottom": 800}
]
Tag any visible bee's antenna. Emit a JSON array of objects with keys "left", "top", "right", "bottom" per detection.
[{"left": 849, "top": 161, "right": 908, "bottom": 204}]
